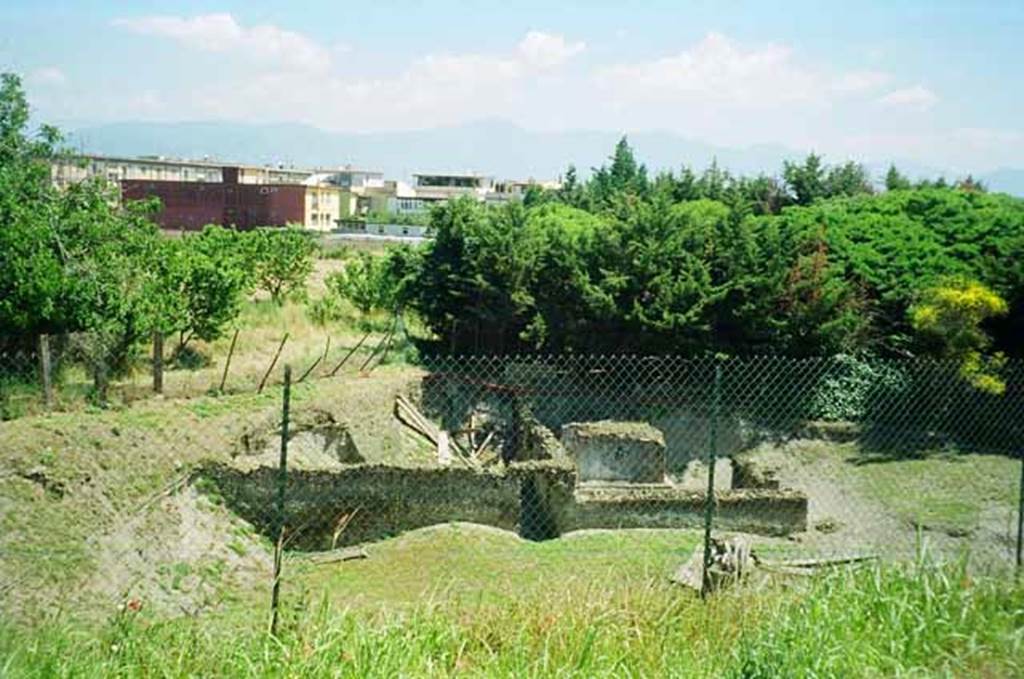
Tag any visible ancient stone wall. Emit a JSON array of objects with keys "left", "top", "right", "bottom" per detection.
[
  {"left": 569, "top": 485, "right": 807, "bottom": 536},
  {"left": 202, "top": 455, "right": 806, "bottom": 549},
  {"left": 204, "top": 463, "right": 522, "bottom": 549},
  {"left": 562, "top": 421, "right": 667, "bottom": 483}
]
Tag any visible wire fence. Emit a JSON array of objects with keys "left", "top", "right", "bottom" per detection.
[
  {"left": 1, "top": 351, "right": 1022, "bottom": 627},
  {"left": 0, "top": 327, "right": 400, "bottom": 420}
]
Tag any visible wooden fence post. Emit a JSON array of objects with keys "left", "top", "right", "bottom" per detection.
[
  {"left": 219, "top": 328, "right": 239, "bottom": 394},
  {"left": 258, "top": 334, "right": 289, "bottom": 394}
]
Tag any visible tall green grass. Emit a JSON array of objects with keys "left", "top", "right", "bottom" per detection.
[
  {"left": 729, "top": 559, "right": 1024, "bottom": 677},
  {"left": 2, "top": 561, "right": 1021, "bottom": 678}
]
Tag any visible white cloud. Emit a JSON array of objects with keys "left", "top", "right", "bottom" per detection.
[
  {"left": 594, "top": 32, "right": 834, "bottom": 108},
  {"left": 594, "top": 33, "right": 894, "bottom": 113},
  {"left": 94, "top": 29, "right": 586, "bottom": 131},
  {"left": 831, "top": 69, "right": 891, "bottom": 94},
  {"left": 29, "top": 66, "right": 67, "bottom": 86},
  {"left": 517, "top": 31, "right": 585, "bottom": 69},
  {"left": 404, "top": 30, "right": 584, "bottom": 87},
  {"left": 112, "top": 13, "right": 331, "bottom": 72},
  {"left": 878, "top": 85, "right": 938, "bottom": 110}
]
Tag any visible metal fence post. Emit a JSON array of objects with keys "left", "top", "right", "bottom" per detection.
[
  {"left": 152, "top": 332, "right": 164, "bottom": 395},
  {"left": 1016, "top": 448, "right": 1023, "bottom": 575},
  {"left": 270, "top": 365, "right": 291, "bottom": 636},
  {"left": 37, "top": 334, "right": 53, "bottom": 410},
  {"left": 701, "top": 363, "right": 722, "bottom": 598}
]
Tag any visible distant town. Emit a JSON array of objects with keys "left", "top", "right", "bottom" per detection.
[{"left": 52, "top": 154, "right": 562, "bottom": 237}]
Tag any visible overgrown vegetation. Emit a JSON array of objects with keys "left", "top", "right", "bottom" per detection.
[{"left": 1, "top": 558, "right": 1019, "bottom": 677}]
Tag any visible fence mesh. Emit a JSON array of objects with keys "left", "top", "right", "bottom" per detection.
[{"left": 1, "top": 348, "right": 1022, "bottom": 627}]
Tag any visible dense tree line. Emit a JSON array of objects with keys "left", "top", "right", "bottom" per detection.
[{"left": 386, "top": 138, "right": 1023, "bottom": 363}]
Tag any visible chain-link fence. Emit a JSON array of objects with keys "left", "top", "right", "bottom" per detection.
[{"left": 2, "top": 351, "right": 1022, "bottom": 627}]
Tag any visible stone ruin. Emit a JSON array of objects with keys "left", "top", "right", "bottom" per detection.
[{"left": 198, "top": 382, "right": 809, "bottom": 550}]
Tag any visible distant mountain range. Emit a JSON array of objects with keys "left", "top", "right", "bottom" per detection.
[{"left": 66, "top": 120, "right": 1024, "bottom": 196}]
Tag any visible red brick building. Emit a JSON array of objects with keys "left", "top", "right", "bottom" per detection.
[{"left": 121, "top": 166, "right": 306, "bottom": 231}]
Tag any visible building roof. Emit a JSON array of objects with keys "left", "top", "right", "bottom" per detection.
[
  {"left": 333, "top": 166, "right": 384, "bottom": 176},
  {"left": 411, "top": 171, "right": 494, "bottom": 179},
  {"left": 65, "top": 153, "right": 380, "bottom": 177}
]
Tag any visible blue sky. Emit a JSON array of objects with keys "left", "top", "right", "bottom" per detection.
[{"left": 3, "top": 0, "right": 1023, "bottom": 171}]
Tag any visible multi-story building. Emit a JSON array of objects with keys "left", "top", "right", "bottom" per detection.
[
  {"left": 325, "top": 167, "right": 386, "bottom": 220},
  {"left": 52, "top": 154, "right": 356, "bottom": 232},
  {"left": 51, "top": 155, "right": 226, "bottom": 189},
  {"left": 54, "top": 156, "right": 561, "bottom": 233},
  {"left": 383, "top": 172, "right": 561, "bottom": 217}
]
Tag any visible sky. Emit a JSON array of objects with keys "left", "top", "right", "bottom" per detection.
[{"left": 3, "top": 0, "right": 1023, "bottom": 173}]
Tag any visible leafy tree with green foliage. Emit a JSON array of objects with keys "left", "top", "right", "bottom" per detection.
[
  {"left": 153, "top": 226, "right": 249, "bottom": 354},
  {"left": 242, "top": 226, "right": 316, "bottom": 304},
  {"left": 56, "top": 184, "right": 165, "bottom": 397},
  {"left": 557, "top": 164, "right": 585, "bottom": 208},
  {"left": 757, "top": 187, "right": 1024, "bottom": 353},
  {"left": 409, "top": 197, "right": 545, "bottom": 351},
  {"left": 783, "top": 153, "right": 828, "bottom": 205},
  {"left": 0, "top": 73, "right": 68, "bottom": 348},
  {"left": 823, "top": 161, "right": 874, "bottom": 198},
  {"left": 326, "top": 251, "right": 399, "bottom": 315},
  {"left": 0, "top": 72, "right": 170, "bottom": 396}
]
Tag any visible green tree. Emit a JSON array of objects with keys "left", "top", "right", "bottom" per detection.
[
  {"left": 0, "top": 72, "right": 171, "bottom": 397},
  {"left": 0, "top": 73, "right": 67, "bottom": 347},
  {"left": 557, "top": 164, "right": 585, "bottom": 208},
  {"left": 884, "top": 164, "right": 912, "bottom": 191},
  {"left": 326, "top": 251, "right": 399, "bottom": 315},
  {"left": 823, "top": 161, "right": 873, "bottom": 198},
  {"left": 783, "top": 153, "right": 827, "bottom": 205},
  {"left": 243, "top": 226, "right": 316, "bottom": 304},
  {"left": 587, "top": 137, "right": 649, "bottom": 208},
  {"left": 152, "top": 226, "right": 248, "bottom": 355}
]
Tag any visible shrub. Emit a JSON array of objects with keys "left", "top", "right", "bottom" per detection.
[
  {"left": 807, "top": 354, "right": 908, "bottom": 421},
  {"left": 910, "top": 279, "right": 1009, "bottom": 393}
]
